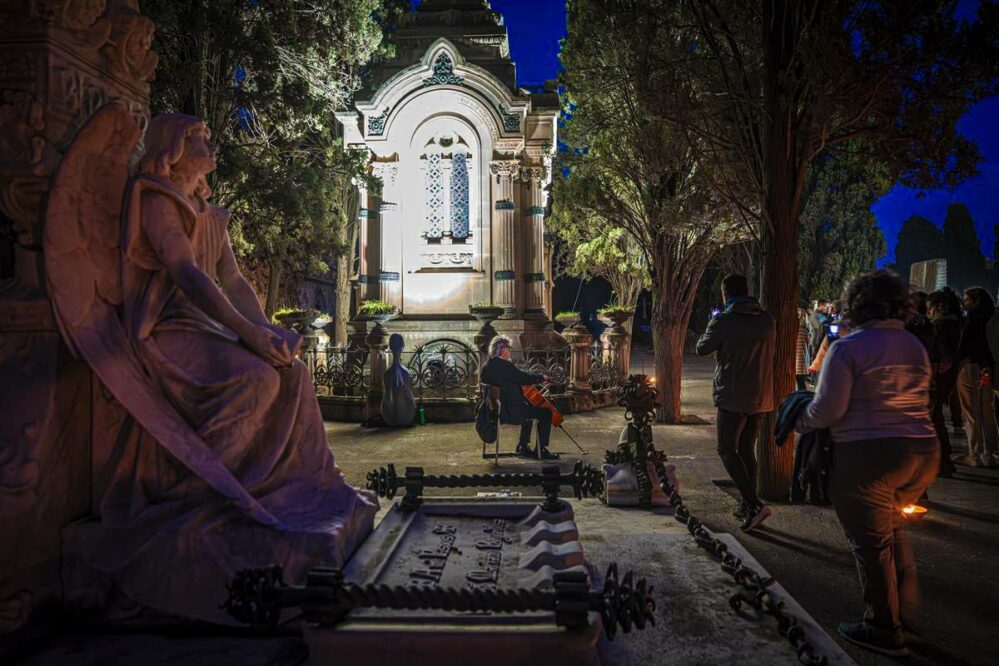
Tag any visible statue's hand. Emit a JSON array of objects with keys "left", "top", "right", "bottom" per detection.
[{"left": 244, "top": 325, "right": 294, "bottom": 367}]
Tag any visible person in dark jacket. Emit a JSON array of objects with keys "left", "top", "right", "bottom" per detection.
[
  {"left": 928, "top": 289, "right": 963, "bottom": 476},
  {"left": 696, "top": 274, "right": 776, "bottom": 532},
  {"left": 956, "top": 287, "right": 997, "bottom": 467},
  {"left": 479, "top": 336, "right": 555, "bottom": 458},
  {"left": 796, "top": 270, "right": 938, "bottom": 658}
]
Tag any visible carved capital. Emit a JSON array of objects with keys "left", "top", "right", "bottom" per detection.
[
  {"left": 371, "top": 161, "right": 399, "bottom": 186},
  {"left": 519, "top": 166, "right": 547, "bottom": 183},
  {"left": 489, "top": 160, "right": 519, "bottom": 179}
]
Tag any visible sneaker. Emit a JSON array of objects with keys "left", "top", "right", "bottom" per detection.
[
  {"left": 740, "top": 504, "right": 771, "bottom": 532},
  {"left": 732, "top": 503, "right": 749, "bottom": 520},
  {"left": 515, "top": 443, "right": 535, "bottom": 457},
  {"left": 539, "top": 448, "right": 560, "bottom": 460},
  {"left": 837, "top": 621, "right": 908, "bottom": 657}
]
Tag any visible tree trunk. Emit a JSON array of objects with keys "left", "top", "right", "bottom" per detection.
[
  {"left": 334, "top": 251, "right": 351, "bottom": 347},
  {"left": 651, "top": 317, "right": 687, "bottom": 423},
  {"left": 756, "top": 0, "right": 806, "bottom": 501},
  {"left": 264, "top": 261, "right": 282, "bottom": 321}
]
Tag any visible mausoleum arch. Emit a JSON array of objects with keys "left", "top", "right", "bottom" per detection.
[{"left": 355, "top": 38, "right": 528, "bottom": 144}]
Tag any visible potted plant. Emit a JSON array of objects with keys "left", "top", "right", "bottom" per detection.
[
  {"left": 554, "top": 310, "right": 581, "bottom": 328},
  {"left": 357, "top": 299, "right": 399, "bottom": 325}
]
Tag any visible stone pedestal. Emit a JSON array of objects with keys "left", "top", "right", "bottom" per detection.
[
  {"left": 0, "top": 0, "right": 155, "bottom": 643},
  {"left": 562, "top": 323, "right": 593, "bottom": 395}
]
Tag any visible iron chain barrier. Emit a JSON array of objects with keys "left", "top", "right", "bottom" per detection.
[
  {"left": 365, "top": 461, "right": 604, "bottom": 512},
  {"left": 616, "top": 374, "right": 829, "bottom": 665},
  {"left": 223, "top": 562, "right": 655, "bottom": 641}
]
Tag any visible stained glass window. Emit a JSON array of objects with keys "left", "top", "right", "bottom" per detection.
[
  {"left": 450, "top": 152, "right": 469, "bottom": 239},
  {"left": 425, "top": 152, "right": 444, "bottom": 240}
]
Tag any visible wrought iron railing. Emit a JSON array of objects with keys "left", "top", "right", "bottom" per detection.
[
  {"left": 402, "top": 338, "right": 480, "bottom": 401},
  {"left": 517, "top": 345, "right": 570, "bottom": 395},
  {"left": 302, "top": 345, "right": 368, "bottom": 398},
  {"left": 303, "top": 337, "right": 621, "bottom": 403},
  {"left": 589, "top": 341, "right": 621, "bottom": 391}
]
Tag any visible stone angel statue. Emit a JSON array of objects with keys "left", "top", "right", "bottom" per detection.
[{"left": 43, "top": 103, "right": 376, "bottom": 624}]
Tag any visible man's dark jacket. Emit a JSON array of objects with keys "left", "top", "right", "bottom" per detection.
[
  {"left": 696, "top": 297, "right": 776, "bottom": 414},
  {"left": 776, "top": 390, "right": 831, "bottom": 504},
  {"left": 480, "top": 356, "right": 543, "bottom": 424}
]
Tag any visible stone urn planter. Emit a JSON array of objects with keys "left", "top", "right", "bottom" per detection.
[
  {"left": 469, "top": 304, "right": 504, "bottom": 327},
  {"left": 554, "top": 312, "right": 581, "bottom": 330},
  {"left": 601, "top": 308, "right": 634, "bottom": 334},
  {"left": 275, "top": 308, "right": 322, "bottom": 333}
]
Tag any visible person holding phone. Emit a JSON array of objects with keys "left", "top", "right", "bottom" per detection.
[{"left": 696, "top": 274, "right": 776, "bottom": 532}]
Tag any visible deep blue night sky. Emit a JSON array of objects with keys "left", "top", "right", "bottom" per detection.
[{"left": 482, "top": 0, "right": 997, "bottom": 264}]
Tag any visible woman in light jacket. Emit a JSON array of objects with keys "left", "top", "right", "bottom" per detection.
[{"left": 796, "top": 270, "right": 938, "bottom": 658}]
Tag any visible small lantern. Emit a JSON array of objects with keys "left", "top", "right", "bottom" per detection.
[{"left": 901, "top": 504, "right": 928, "bottom": 519}]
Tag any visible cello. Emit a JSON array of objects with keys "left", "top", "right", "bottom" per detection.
[{"left": 521, "top": 383, "right": 587, "bottom": 454}]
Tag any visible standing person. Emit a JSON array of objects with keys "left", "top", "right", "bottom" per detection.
[
  {"left": 955, "top": 287, "right": 998, "bottom": 467},
  {"left": 696, "top": 274, "right": 776, "bottom": 532},
  {"left": 796, "top": 270, "right": 937, "bottom": 658},
  {"left": 480, "top": 336, "right": 557, "bottom": 459},
  {"left": 808, "top": 300, "right": 829, "bottom": 359},
  {"left": 796, "top": 304, "right": 811, "bottom": 390},
  {"left": 928, "top": 289, "right": 962, "bottom": 476}
]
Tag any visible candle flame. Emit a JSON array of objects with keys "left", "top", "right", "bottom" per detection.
[{"left": 901, "top": 504, "right": 928, "bottom": 517}]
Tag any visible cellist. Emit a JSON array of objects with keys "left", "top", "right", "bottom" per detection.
[{"left": 480, "top": 336, "right": 559, "bottom": 459}]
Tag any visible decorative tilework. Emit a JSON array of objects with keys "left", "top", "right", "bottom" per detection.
[
  {"left": 450, "top": 152, "right": 469, "bottom": 239},
  {"left": 368, "top": 108, "right": 389, "bottom": 135},
  {"left": 495, "top": 200, "right": 515, "bottom": 210},
  {"left": 378, "top": 272, "right": 400, "bottom": 282},
  {"left": 524, "top": 273, "right": 546, "bottom": 283},
  {"left": 495, "top": 270, "right": 516, "bottom": 281},
  {"left": 358, "top": 208, "right": 370, "bottom": 218},
  {"left": 528, "top": 206, "right": 546, "bottom": 216},
  {"left": 425, "top": 152, "right": 444, "bottom": 239}
]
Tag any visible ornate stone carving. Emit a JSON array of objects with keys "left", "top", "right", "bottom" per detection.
[
  {"left": 420, "top": 251, "right": 473, "bottom": 268},
  {"left": 423, "top": 52, "right": 464, "bottom": 87},
  {"left": 35, "top": 0, "right": 112, "bottom": 49},
  {"left": 489, "top": 160, "right": 520, "bottom": 179},
  {"left": 371, "top": 161, "right": 399, "bottom": 186},
  {"left": 101, "top": 2, "right": 158, "bottom": 82},
  {"left": 520, "top": 166, "right": 548, "bottom": 182}
]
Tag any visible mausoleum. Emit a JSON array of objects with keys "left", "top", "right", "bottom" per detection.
[{"left": 336, "top": 0, "right": 560, "bottom": 351}]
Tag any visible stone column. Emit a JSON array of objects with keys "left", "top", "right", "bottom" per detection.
[
  {"left": 489, "top": 160, "right": 519, "bottom": 314},
  {"left": 562, "top": 323, "right": 593, "bottom": 395},
  {"left": 521, "top": 166, "right": 547, "bottom": 316},
  {"left": 364, "top": 322, "right": 390, "bottom": 421},
  {"left": 372, "top": 162, "right": 401, "bottom": 309},
  {"left": 355, "top": 179, "right": 372, "bottom": 301}
]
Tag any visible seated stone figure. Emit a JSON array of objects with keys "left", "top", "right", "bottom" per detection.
[
  {"left": 381, "top": 333, "right": 417, "bottom": 426},
  {"left": 44, "top": 104, "right": 377, "bottom": 624}
]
